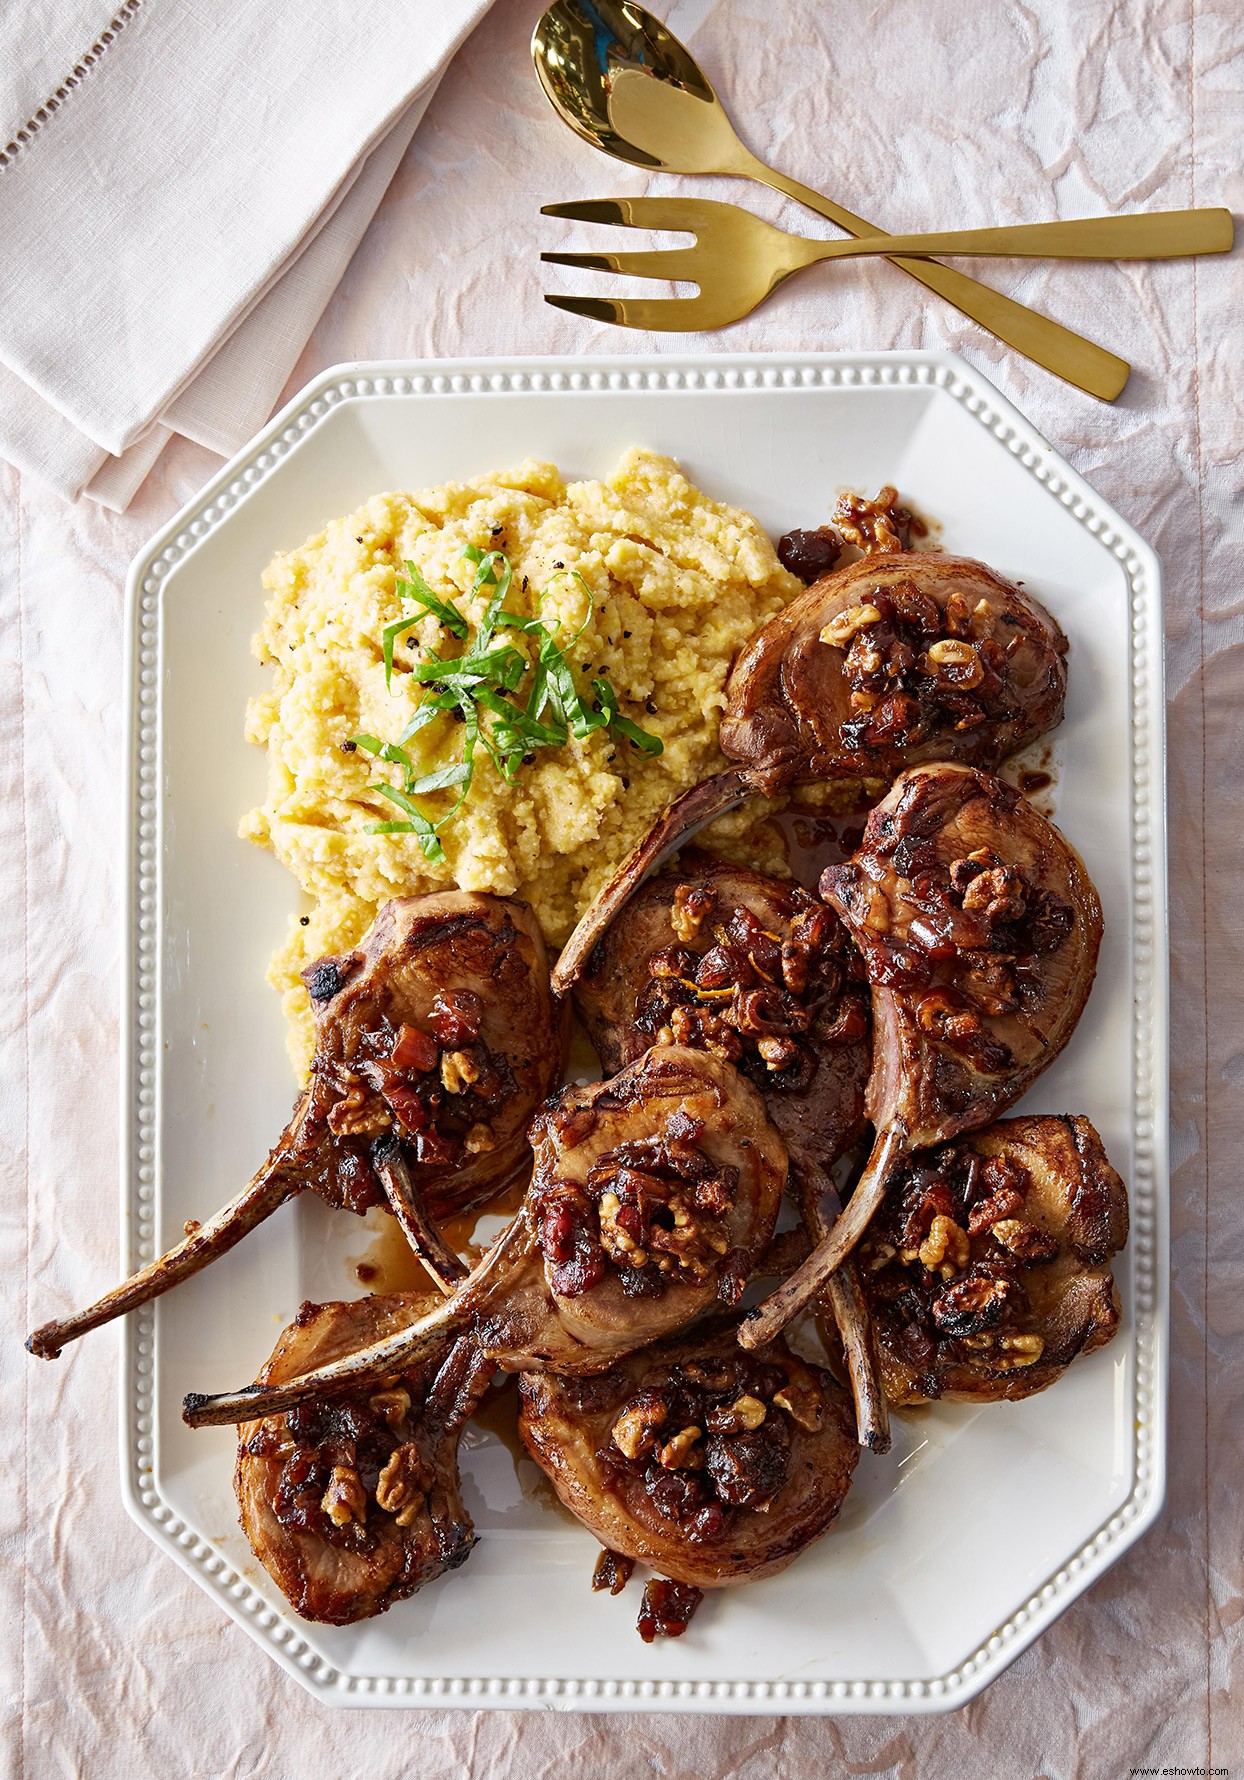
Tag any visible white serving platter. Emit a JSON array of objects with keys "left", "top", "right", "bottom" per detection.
[{"left": 120, "top": 350, "right": 1167, "bottom": 1714}]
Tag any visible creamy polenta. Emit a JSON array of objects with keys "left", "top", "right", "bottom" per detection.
[{"left": 241, "top": 448, "right": 801, "bottom": 1073}]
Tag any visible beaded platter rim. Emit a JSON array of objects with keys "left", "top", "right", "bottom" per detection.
[{"left": 119, "top": 349, "right": 1168, "bottom": 1714}]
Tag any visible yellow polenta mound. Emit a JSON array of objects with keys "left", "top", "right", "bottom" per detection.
[{"left": 241, "top": 449, "right": 801, "bottom": 1074}]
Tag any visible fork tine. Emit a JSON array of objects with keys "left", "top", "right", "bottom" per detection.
[
  {"left": 544, "top": 293, "right": 726, "bottom": 333},
  {"left": 540, "top": 196, "right": 715, "bottom": 232},
  {"left": 540, "top": 248, "right": 703, "bottom": 282},
  {"left": 540, "top": 200, "right": 637, "bottom": 227}
]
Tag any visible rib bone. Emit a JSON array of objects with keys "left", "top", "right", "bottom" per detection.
[
  {"left": 27, "top": 1091, "right": 314, "bottom": 1359},
  {"left": 27, "top": 891, "right": 562, "bottom": 1358},
  {"left": 183, "top": 1045, "right": 788, "bottom": 1428},
  {"left": 741, "top": 764, "right": 1103, "bottom": 1347}
]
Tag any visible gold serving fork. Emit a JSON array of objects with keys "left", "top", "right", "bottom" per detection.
[{"left": 543, "top": 196, "right": 1233, "bottom": 335}]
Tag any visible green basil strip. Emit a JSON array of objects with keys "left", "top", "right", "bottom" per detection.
[
  {"left": 544, "top": 645, "right": 603, "bottom": 740},
  {"left": 396, "top": 562, "right": 468, "bottom": 639},
  {"left": 406, "top": 760, "right": 472, "bottom": 795},
  {"left": 474, "top": 554, "right": 514, "bottom": 652},
  {"left": 395, "top": 690, "right": 459, "bottom": 746},
  {"left": 370, "top": 784, "right": 447, "bottom": 863},
  {"left": 408, "top": 644, "right": 526, "bottom": 688},
  {"left": 473, "top": 686, "right": 566, "bottom": 748},
  {"left": 590, "top": 678, "right": 664, "bottom": 757},
  {"left": 382, "top": 614, "right": 422, "bottom": 691}
]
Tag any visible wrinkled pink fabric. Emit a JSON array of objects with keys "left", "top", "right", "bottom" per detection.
[{"left": 3, "top": 0, "right": 1240, "bottom": 1772}]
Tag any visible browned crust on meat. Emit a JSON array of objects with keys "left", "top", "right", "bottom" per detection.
[
  {"left": 518, "top": 1320, "right": 858, "bottom": 1587},
  {"left": 235, "top": 1293, "right": 479, "bottom": 1624},
  {"left": 822, "top": 765, "right": 1102, "bottom": 1146},
  {"left": 858, "top": 1114, "right": 1128, "bottom": 1404},
  {"left": 573, "top": 852, "right": 869, "bottom": 1184},
  {"left": 720, "top": 554, "right": 1067, "bottom": 793}
]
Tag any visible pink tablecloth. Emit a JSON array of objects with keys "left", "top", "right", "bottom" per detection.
[{"left": 4, "top": 0, "right": 1240, "bottom": 1772}]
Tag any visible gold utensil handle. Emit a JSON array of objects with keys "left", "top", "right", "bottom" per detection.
[
  {"left": 817, "top": 208, "right": 1234, "bottom": 263},
  {"left": 744, "top": 157, "right": 1132, "bottom": 400}
]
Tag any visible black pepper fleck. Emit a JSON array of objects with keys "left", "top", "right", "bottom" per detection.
[
  {"left": 299, "top": 916, "right": 310, "bottom": 926},
  {"left": 341, "top": 740, "right": 357, "bottom": 753},
  {"left": 645, "top": 701, "right": 658, "bottom": 715}
]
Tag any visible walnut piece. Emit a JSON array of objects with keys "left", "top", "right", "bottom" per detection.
[
  {"left": 924, "top": 637, "right": 984, "bottom": 689},
  {"left": 657, "top": 1425, "right": 705, "bottom": 1470},
  {"left": 670, "top": 883, "right": 715, "bottom": 945},
  {"left": 931, "top": 1272, "right": 1010, "bottom": 1336},
  {"left": 757, "top": 1034, "right": 801, "bottom": 1071},
  {"left": 375, "top": 1442, "right": 433, "bottom": 1526},
  {"left": 772, "top": 1364, "right": 826, "bottom": 1431},
  {"left": 597, "top": 1188, "right": 649, "bottom": 1269},
  {"left": 321, "top": 1464, "right": 367, "bottom": 1528},
  {"left": 611, "top": 1396, "right": 668, "bottom": 1461},
  {"left": 961, "top": 866, "right": 1027, "bottom": 924},
  {"left": 969, "top": 597, "right": 995, "bottom": 638},
  {"left": 820, "top": 603, "right": 883, "bottom": 648},
  {"left": 440, "top": 1050, "right": 480, "bottom": 1093},
  {"left": 991, "top": 1218, "right": 1060, "bottom": 1261},
  {"left": 992, "top": 1333, "right": 1045, "bottom": 1370},
  {"left": 919, "top": 1214, "right": 970, "bottom": 1277},
  {"left": 326, "top": 1083, "right": 390, "bottom": 1138},
  {"left": 706, "top": 1393, "right": 767, "bottom": 1435}
]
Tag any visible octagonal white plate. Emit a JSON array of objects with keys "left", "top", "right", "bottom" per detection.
[{"left": 120, "top": 350, "right": 1167, "bottom": 1714}]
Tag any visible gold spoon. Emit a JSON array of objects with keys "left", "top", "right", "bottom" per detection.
[{"left": 532, "top": 0, "right": 1137, "bottom": 398}]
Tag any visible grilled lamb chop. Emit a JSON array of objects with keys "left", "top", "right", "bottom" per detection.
[
  {"left": 720, "top": 552, "right": 1068, "bottom": 794},
  {"left": 572, "top": 853, "right": 888, "bottom": 1452},
  {"left": 550, "top": 554, "right": 1067, "bottom": 996},
  {"left": 518, "top": 1316, "right": 858, "bottom": 1638},
  {"left": 183, "top": 1044, "right": 788, "bottom": 1427},
  {"left": 28, "top": 892, "right": 562, "bottom": 1358},
  {"left": 574, "top": 855, "right": 869, "bottom": 1187},
  {"left": 741, "top": 764, "right": 1102, "bottom": 1346},
  {"left": 850, "top": 1115, "right": 1128, "bottom": 1402},
  {"left": 235, "top": 1292, "right": 492, "bottom": 1624}
]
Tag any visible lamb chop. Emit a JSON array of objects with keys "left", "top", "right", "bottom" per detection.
[
  {"left": 182, "top": 1044, "right": 788, "bottom": 1428},
  {"left": 518, "top": 1316, "right": 858, "bottom": 1640},
  {"left": 741, "top": 763, "right": 1103, "bottom": 1348},
  {"left": 28, "top": 891, "right": 562, "bottom": 1358},
  {"left": 572, "top": 851, "right": 889, "bottom": 1453},
  {"left": 720, "top": 551, "right": 1068, "bottom": 794},
  {"left": 849, "top": 1115, "right": 1128, "bottom": 1402},
  {"left": 235, "top": 1292, "right": 493, "bottom": 1624},
  {"left": 551, "top": 552, "right": 1067, "bottom": 996},
  {"left": 574, "top": 853, "right": 870, "bottom": 1183}
]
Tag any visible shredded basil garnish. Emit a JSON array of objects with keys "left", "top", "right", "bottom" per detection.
[{"left": 352, "top": 548, "right": 662, "bottom": 849}]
